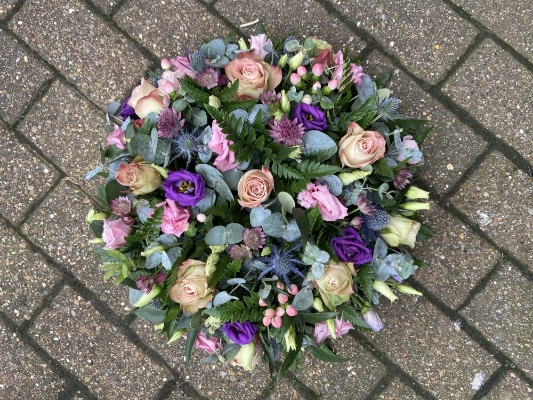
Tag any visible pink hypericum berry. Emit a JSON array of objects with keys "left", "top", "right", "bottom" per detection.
[
  {"left": 312, "top": 63, "right": 324, "bottom": 76},
  {"left": 259, "top": 298, "right": 267, "bottom": 307},
  {"left": 297, "top": 65, "right": 307, "bottom": 76},
  {"left": 271, "top": 315, "right": 282, "bottom": 328},
  {"left": 265, "top": 309, "right": 275, "bottom": 319},
  {"left": 278, "top": 293, "right": 289, "bottom": 304},
  {"left": 288, "top": 284, "right": 299, "bottom": 295},
  {"left": 276, "top": 306, "right": 285, "bottom": 317},
  {"left": 290, "top": 73, "right": 301, "bottom": 85},
  {"left": 276, "top": 281, "right": 284, "bottom": 290},
  {"left": 196, "top": 213, "right": 207, "bottom": 222},
  {"left": 286, "top": 305, "right": 298, "bottom": 317},
  {"left": 161, "top": 58, "right": 171, "bottom": 70},
  {"left": 262, "top": 316, "right": 271, "bottom": 327}
]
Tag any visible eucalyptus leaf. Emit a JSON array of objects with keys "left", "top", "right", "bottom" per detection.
[
  {"left": 301, "top": 130, "right": 337, "bottom": 161},
  {"left": 226, "top": 223, "right": 245, "bottom": 245},
  {"left": 226, "top": 278, "right": 246, "bottom": 285},
  {"left": 317, "top": 175, "right": 343, "bottom": 196},
  {"left": 205, "top": 226, "right": 228, "bottom": 246},
  {"left": 194, "top": 188, "right": 216, "bottom": 212},
  {"left": 311, "top": 262, "right": 325, "bottom": 280},
  {"left": 131, "top": 306, "right": 166, "bottom": 323},
  {"left": 278, "top": 191, "right": 295, "bottom": 216},
  {"left": 106, "top": 101, "right": 121, "bottom": 116},
  {"left": 85, "top": 165, "right": 103, "bottom": 180},
  {"left": 258, "top": 283, "right": 272, "bottom": 299},
  {"left": 250, "top": 206, "right": 271, "bottom": 227},
  {"left": 222, "top": 169, "right": 244, "bottom": 190},
  {"left": 145, "top": 252, "right": 161, "bottom": 269},
  {"left": 157, "top": 234, "right": 177, "bottom": 246},
  {"left": 200, "top": 39, "right": 226, "bottom": 59},
  {"left": 165, "top": 247, "right": 182, "bottom": 268},
  {"left": 261, "top": 212, "right": 286, "bottom": 237},
  {"left": 129, "top": 288, "right": 144, "bottom": 307},
  {"left": 292, "top": 285, "right": 314, "bottom": 310},
  {"left": 281, "top": 219, "right": 301, "bottom": 242},
  {"left": 161, "top": 251, "right": 172, "bottom": 270},
  {"left": 172, "top": 98, "right": 189, "bottom": 113},
  {"left": 213, "top": 291, "right": 239, "bottom": 307},
  {"left": 130, "top": 134, "right": 166, "bottom": 164},
  {"left": 191, "top": 108, "right": 208, "bottom": 127}
]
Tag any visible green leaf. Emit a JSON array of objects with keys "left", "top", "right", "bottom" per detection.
[
  {"left": 185, "top": 327, "right": 199, "bottom": 367},
  {"left": 356, "top": 265, "right": 374, "bottom": 301},
  {"left": 374, "top": 70, "right": 394, "bottom": 89},
  {"left": 259, "top": 331, "right": 275, "bottom": 376},
  {"left": 414, "top": 126, "right": 432, "bottom": 145},
  {"left": 131, "top": 306, "right": 166, "bottom": 323},
  {"left": 292, "top": 207, "right": 309, "bottom": 250},
  {"left": 416, "top": 222, "right": 435, "bottom": 241},
  {"left": 336, "top": 304, "right": 371, "bottom": 331},
  {"left": 308, "top": 344, "right": 351, "bottom": 362},
  {"left": 105, "top": 179, "right": 128, "bottom": 203},
  {"left": 276, "top": 331, "right": 304, "bottom": 382},
  {"left": 299, "top": 311, "right": 337, "bottom": 324},
  {"left": 371, "top": 158, "right": 394, "bottom": 178},
  {"left": 178, "top": 77, "right": 210, "bottom": 104},
  {"left": 164, "top": 304, "right": 181, "bottom": 323}
]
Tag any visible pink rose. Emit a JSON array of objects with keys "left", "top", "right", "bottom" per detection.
[
  {"left": 169, "top": 259, "right": 214, "bottom": 313},
  {"left": 127, "top": 78, "right": 165, "bottom": 119},
  {"left": 102, "top": 218, "right": 132, "bottom": 249},
  {"left": 312, "top": 317, "right": 354, "bottom": 344},
  {"left": 237, "top": 167, "right": 275, "bottom": 208},
  {"left": 296, "top": 182, "right": 348, "bottom": 222},
  {"left": 248, "top": 34, "right": 273, "bottom": 59},
  {"left": 338, "top": 122, "right": 386, "bottom": 168},
  {"left": 208, "top": 120, "right": 239, "bottom": 172},
  {"left": 157, "top": 199, "right": 190, "bottom": 237},
  {"left": 194, "top": 330, "right": 223, "bottom": 354},
  {"left": 107, "top": 125, "right": 126, "bottom": 149},
  {"left": 224, "top": 52, "right": 282, "bottom": 99}
]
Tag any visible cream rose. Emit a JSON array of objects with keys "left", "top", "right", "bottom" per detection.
[
  {"left": 127, "top": 78, "right": 165, "bottom": 118},
  {"left": 314, "top": 261, "right": 356, "bottom": 309},
  {"left": 237, "top": 167, "right": 275, "bottom": 208},
  {"left": 169, "top": 259, "right": 214, "bottom": 314},
  {"left": 380, "top": 215, "right": 421, "bottom": 249},
  {"left": 338, "top": 122, "right": 386, "bottom": 168},
  {"left": 115, "top": 157, "right": 162, "bottom": 195},
  {"left": 224, "top": 52, "right": 282, "bottom": 99}
]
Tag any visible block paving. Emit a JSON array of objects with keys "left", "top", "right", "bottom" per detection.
[{"left": 0, "top": 0, "right": 532, "bottom": 398}]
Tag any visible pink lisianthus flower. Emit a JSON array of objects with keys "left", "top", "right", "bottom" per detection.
[
  {"left": 312, "top": 317, "right": 354, "bottom": 344},
  {"left": 328, "top": 51, "right": 344, "bottom": 90},
  {"left": 248, "top": 34, "right": 273, "bottom": 59},
  {"left": 170, "top": 56, "right": 195, "bottom": 79},
  {"left": 102, "top": 218, "right": 132, "bottom": 249},
  {"left": 208, "top": 120, "right": 239, "bottom": 172},
  {"left": 107, "top": 125, "right": 126, "bottom": 149},
  {"left": 297, "top": 182, "right": 348, "bottom": 222},
  {"left": 194, "top": 330, "right": 223, "bottom": 354},
  {"left": 156, "top": 199, "right": 190, "bottom": 237},
  {"left": 157, "top": 70, "right": 181, "bottom": 104},
  {"left": 349, "top": 63, "right": 364, "bottom": 85}
]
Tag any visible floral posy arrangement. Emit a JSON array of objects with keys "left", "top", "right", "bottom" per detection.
[{"left": 86, "top": 24, "right": 433, "bottom": 378}]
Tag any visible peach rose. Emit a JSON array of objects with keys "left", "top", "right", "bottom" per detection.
[
  {"left": 237, "top": 167, "right": 274, "bottom": 208},
  {"left": 314, "top": 261, "right": 356, "bottom": 309},
  {"left": 338, "top": 122, "right": 386, "bottom": 168},
  {"left": 115, "top": 158, "right": 162, "bottom": 195},
  {"left": 169, "top": 259, "right": 214, "bottom": 314},
  {"left": 127, "top": 78, "right": 165, "bottom": 118},
  {"left": 224, "top": 53, "right": 282, "bottom": 99}
]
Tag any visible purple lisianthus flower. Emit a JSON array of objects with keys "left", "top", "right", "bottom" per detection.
[
  {"left": 119, "top": 97, "right": 138, "bottom": 120},
  {"left": 330, "top": 227, "right": 372, "bottom": 266},
  {"left": 361, "top": 309, "right": 383, "bottom": 332},
  {"left": 293, "top": 103, "right": 328, "bottom": 131},
  {"left": 162, "top": 170, "right": 205, "bottom": 207},
  {"left": 221, "top": 321, "right": 257, "bottom": 345}
]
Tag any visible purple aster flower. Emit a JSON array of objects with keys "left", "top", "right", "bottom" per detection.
[
  {"left": 242, "top": 227, "right": 266, "bottom": 250},
  {"left": 157, "top": 108, "right": 184, "bottom": 139},
  {"left": 195, "top": 67, "right": 219, "bottom": 89},
  {"left": 136, "top": 276, "right": 155, "bottom": 294},
  {"left": 259, "top": 90, "right": 281, "bottom": 106},
  {"left": 162, "top": 169, "right": 205, "bottom": 207},
  {"left": 330, "top": 227, "right": 373, "bottom": 266},
  {"left": 228, "top": 244, "right": 252, "bottom": 262},
  {"left": 221, "top": 321, "right": 257, "bottom": 345},
  {"left": 109, "top": 196, "right": 131, "bottom": 216},
  {"left": 119, "top": 97, "right": 138, "bottom": 120},
  {"left": 361, "top": 309, "right": 383, "bottom": 332},
  {"left": 293, "top": 103, "right": 328, "bottom": 132},
  {"left": 268, "top": 116, "right": 305, "bottom": 146},
  {"left": 393, "top": 169, "right": 413, "bottom": 190}
]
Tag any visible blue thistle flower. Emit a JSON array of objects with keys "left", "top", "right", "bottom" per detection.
[
  {"left": 377, "top": 97, "right": 400, "bottom": 121},
  {"left": 190, "top": 50, "right": 207, "bottom": 73},
  {"left": 167, "top": 125, "right": 203, "bottom": 167},
  {"left": 360, "top": 206, "right": 389, "bottom": 245},
  {"left": 257, "top": 243, "right": 306, "bottom": 287}
]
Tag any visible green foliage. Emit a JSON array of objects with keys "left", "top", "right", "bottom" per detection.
[
  {"left": 208, "top": 253, "right": 242, "bottom": 287},
  {"left": 178, "top": 77, "right": 210, "bottom": 104},
  {"left": 416, "top": 222, "right": 435, "bottom": 241},
  {"left": 296, "top": 159, "right": 343, "bottom": 179},
  {"left": 202, "top": 296, "right": 262, "bottom": 323},
  {"left": 336, "top": 94, "right": 377, "bottom": 131},
  {"left": 336, "top": 304, "right": 372, "bottom": 331},
  {"left": 134, "top": 207, "right": 164, "bottom": 245},
  {"left": 205, "top": 200, "right": 245, "bottom": 225},
  {"left": 355, "top": 265, "right": 374, "bottom": 301},
  {"left": 371, "top": 158, "right": 394, "bottom": 179},
  {"left": 374, "top": 70, "right": 394, "bottom": 89}
]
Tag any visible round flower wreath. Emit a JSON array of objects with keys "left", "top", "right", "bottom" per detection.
[{"left": 86, "top": 25, "right": 433, "bottom": 378}]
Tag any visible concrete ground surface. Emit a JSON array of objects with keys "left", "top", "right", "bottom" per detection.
[{"left": 0, "top": 0, "right": 532, "bottom": 399}]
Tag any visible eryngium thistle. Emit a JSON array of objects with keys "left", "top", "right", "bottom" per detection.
[
  {"left": 190, "top": 50, "right": 207, "bottom": 72},
  {"left": 365, "top": 209, "right": 390, "bottom": 230}
]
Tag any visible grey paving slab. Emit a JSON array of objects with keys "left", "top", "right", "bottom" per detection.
[
  {"left": 0, "top": 319, "right": 65, "bottom": 398},
  {"left": 451, "top": 151, "right": 533, "bottom": 267},
  {"left": 486, "top": 371, "right": 533, "bottom": 399},
  {"left": 133, "top": 321, "right": 288, "bottom": 399},
  {"left": 18, "top": 80, "right": 107, "bottom": 185},
  {"left": 0, "top": 221, "right": 62, "bottom": 323},
  {"left": 115, "top": 0, "right": 232, "bottom": 59},
  {"left": 461, "top": 264, "right": 533, "bottom": 379},
  {"left": 0, "top": 1, "right": 17, "bottom": 18},
  {"left": 0, "top": 124, "right": 59, "bottom": 224},
  {"left": 296, "top": 336, "right": 387, "bottom": 399},
  {"left": 377, "top": 378, "right": 424, "bottom": 400},
  {"left": 443, "top": 39, "right": 533, "bottom": 163},
  {"left": 0, "top": 30, "right": 53, "bottom": 124},
  {"left": 331, "top": 0, "right": 477, "bottom": 84},
  {"left": 363, "top": 50, "right": 487, "bottom": 195},
  {"left": 412, "top": 203, "right": 500, "bottom": 309},
  {"left": 10, "top": 0, "right": 152, "bottom": 108},
  {"left": 364, "top": 295, "right": 499, "bottom": 399},
  {"left": 215, "top": 0, "right": 366, "bottom": 54},
  {"left": 452, "top": 0, "right": 533, "bottom": 63},
  {"left": 29, "top": 286, "right": 172, "bottom": 399},
  {"left": 91, "top": 0, "right": 115, "bottom": 14},
  {"left": 20, "top": 180, "right": 130, "bottom": 316}
]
